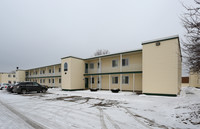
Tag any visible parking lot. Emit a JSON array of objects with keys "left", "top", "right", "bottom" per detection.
[{"left": 0, "top": 88, "right": 200, "bottom": 129}]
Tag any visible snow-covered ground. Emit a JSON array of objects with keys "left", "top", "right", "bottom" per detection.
[{"left": 0, "top": 87, "right": 199, "bottom": 129}]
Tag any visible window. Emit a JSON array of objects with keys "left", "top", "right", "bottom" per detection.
[
  {"left": 52, "top": 79, "right": 54, "bottom": 84},
  {"left": 36, "top": 71, "right": 37, "bottom": 75},
  {"left": 59, "top": 68, "right": 61, "bottom": 72},
  {"left": 98, "top": 62, "right": 100, "bottom": 68},
  {"left": 64, "top": 62, "right": 68, "bottom": 71},
  {"left": 98, "top": 77, "right": 100, "bottom": 84},
  {"left": 43, "top": 70, "right": 45, "bottom": 74},
  {"left": 13, "top": 75, "right": 15, "bottom": 78},
  {"left": 91, "top": 77, "right": 94, "bottom": 84},
  {"left": 26, "top": 82, "right": 32, "bottom": 86},
  {"left": 43, "top": 79, "right": 45, "bottom": 83},
  {"left": 122, "top": 76, "right": 129, "bottom": 84},
  {"left": 122, "top": 58, "right": 129, "bottom": 66},
  {"left": 49, "top": 69, "right": 51, "bottom": 73},
  {"left": 52, "top": 69, "right": 54, "bottom": 73},
  {"left": 59, "top": 78, "right": 61, "bottom": 83},
  {"left": 40, "top": 79, "right": 42, "bottom": 83},
  {"left": 49, "top": 79, "right": 51, "bottom": 83},
  {"left": 112, "top": 77, "right": 118, "bottom": 84},
  {"left": 8, "top": 74, "right": 11, "bottom": 77},
  {"left": 33, "top": 82, "right": 39, "bottom": 86},
  {"left": 112, "top": 60, "right": 118, "bottom": 67},
  {"left": 90, "top": 63, "right": 94, "bottom": 69},
  {"left": 40, "top": 70, "right": 42, "bottom": 74},
  {"left": 14, "top": 81, "right": 16, "bottom": 84}
]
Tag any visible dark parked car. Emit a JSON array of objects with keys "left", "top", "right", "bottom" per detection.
[
  {"left": 13, "top": 82, "right": 48, "bottom": 94},
  {"left": 7, "top": 84, "right": 15, "bottom": 93}
]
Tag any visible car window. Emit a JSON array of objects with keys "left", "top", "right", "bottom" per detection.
[
  {"left": 25, "top": 82, "right": 32, "bottom": 86},
  {"left": 33, "top": 83, "right": 39, "bottom": 86}
]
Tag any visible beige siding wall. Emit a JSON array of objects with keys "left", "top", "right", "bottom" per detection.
[
  {"left": 85, "top": 52, "right": 142, "bottom": 74},
  {"left": 26, "top": 64, "right": 61, "bottom": 87},
  {"left": 122, "top": 53, "right": 142, "bottom": 72},
  {"left": 0, "top": 73, "right": 16, "bottom": 84},
  {"left": 87, "top": 73, "right": 142, "bottom": 91},
  {"left": 16, "top": 70, "right": 25, "bottom": 82},
  {"left": 142, "top": 38, "right": 181, "bottom": 95},
  {"left": 189, "top": 72, "right": 200, "bottom": 87},
  {"left": 61, "top": 57, "right": 85, "bottom": 90}
]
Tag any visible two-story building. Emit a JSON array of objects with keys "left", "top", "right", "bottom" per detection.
[
  {"left": 0, "top": 35, "right": 182, "bottom": 96},
  {"left": 61, "top": 35, "right": 182, "bottom": 96},
  {"left": 26, "top": 64, "right": 61, "bottom": 88}
]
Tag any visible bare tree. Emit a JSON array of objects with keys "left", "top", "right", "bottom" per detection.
[
  {"left": 181, "top": 0, "right": 200, "bottom": 73},
  {"left": 94, "top": 49, "right": 110, "bottom": 56}
]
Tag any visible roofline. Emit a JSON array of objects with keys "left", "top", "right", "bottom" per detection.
[
  {"left": 61, "top": 56, "right": 83, "bottom": 60},
  {"left": 26, "top": 63, "right": 61, "bottom": 71},
  {"left": 84, "top": 49, "right": 142, "bottom": 60},
  {"left": 142, "top": 35, "right": 179, "bottom": 45}
]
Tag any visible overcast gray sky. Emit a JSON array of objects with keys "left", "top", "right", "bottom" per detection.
[{"left": 0, "top": 0, "right": 195, "bottom": 75}]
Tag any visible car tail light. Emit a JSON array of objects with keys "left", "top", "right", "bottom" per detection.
[{"left": 5, "top": 86, "right": 7, "bottom": 88}]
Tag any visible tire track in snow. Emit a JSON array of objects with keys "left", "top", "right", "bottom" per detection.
[
  {"left": 0, "top": 99, "right": 46, "bottom": 129},
  {"left": 97, "top": 107, "right": 108, "bottom": 129},
  {"left": 98, "top": 107, "right": 121, "bottom": 129},
  {"left": 103, "top": 112, "right": 121, "bottom": 129},
  {"left": 119, "top": 106, "right": 153, "bottom": 129}
]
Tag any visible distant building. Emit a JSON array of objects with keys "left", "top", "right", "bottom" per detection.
[
  {"left": 181, "top": 77, "right": 189, "bottom": 87},
  {"left": 0, "top": 35, "right": 182, "bottom": 96},
  {"left": 189, "top": 72, "right": 200, "bottom": 88}
]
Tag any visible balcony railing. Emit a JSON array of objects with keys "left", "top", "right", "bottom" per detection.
[
  {"left": 27, "top": 72, "right": 61, "bottom": 78},
  {"left": 86, "top": 64, "right": 142, "bottom": 74}
]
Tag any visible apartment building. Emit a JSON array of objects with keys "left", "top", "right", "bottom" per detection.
[
  {"left": 0, "top": 35, "right": 182, "bottom": 96},
  {"left": 26, "top": 64, "right": 61, "bottom": 88},
  {"left": 61, "top": 35, "right": 182, "bottom": 96},
  {"left": 189, "top": 72, "right": 200, "bottom": 88},
  {"left": 0, "top": 72, "right": 16, "bottom": 84}
]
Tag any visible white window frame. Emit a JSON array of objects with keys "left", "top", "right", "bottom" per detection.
[
  {"left": 122, "top": 76, "right": 129, "bottom": 84},
  {"left": 112, "top": 60, "right": 118, "bottom": 67},
  {"left": 122, "top": 58, "right": 129, "bottom": 67},
  {"left": 112, "top": 76, "right": 118, "bottom": 84},
  {"left": 90, "top": 63, "right": 94, "bottom": 69}
]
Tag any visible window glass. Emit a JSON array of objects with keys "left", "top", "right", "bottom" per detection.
[
  {"left": 91, "top": 77, "right": 94, "bottom": 84},
  {"left": 52, "top": 79, "right": 54, "bottom": 83},
  {"left": 13, "top": 75, "right": 15, "bottom": 77},
  {"left": 40, "top": 79, "right": 42, "bottom": 83},
  {"left": 26, "top": 83, "right": 32, "bottom": 86},
  {"left": 59, "top": 68, "right": 61, "bottom": 72},
  {"left": 43, "top": 79, "right": 45, "bottom": 83},
  {"left": 8, "top": 75, "right": 11, "bottom": 77},
  {"left": 112, "top": 60, "right": 118, "bottom": 67},
  {"left": 43, "top": 70, "right": 45, "bottom": 74},
  {"left": 122, "top": 59, "right": 129, "bottom": 66},
  {"left": 49, "top": 79, "right": 51, "bottom": 83},
  {"left": 33, "top": 82, "right": 39, "bottom": 86},
  {"left": 112, "top": 77, "right": 118, "bottom": 84},
  {"left": 59, "top": 78, "right": 61, "bottom": 83},
  {"left": 98, "top": 77, "right": 100, "bottom": 84},
  {"left": 122, "top": 76, "right": 129, "bottom": 84},
  {"left": 64, "top": 63, "right": 68, "bottom": 71},
  {"left": 90, "top": 63, "right": 94, "bottom": 69},
  {"left": 49, "top": 69, "right": 51, "bottom": 73}
]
